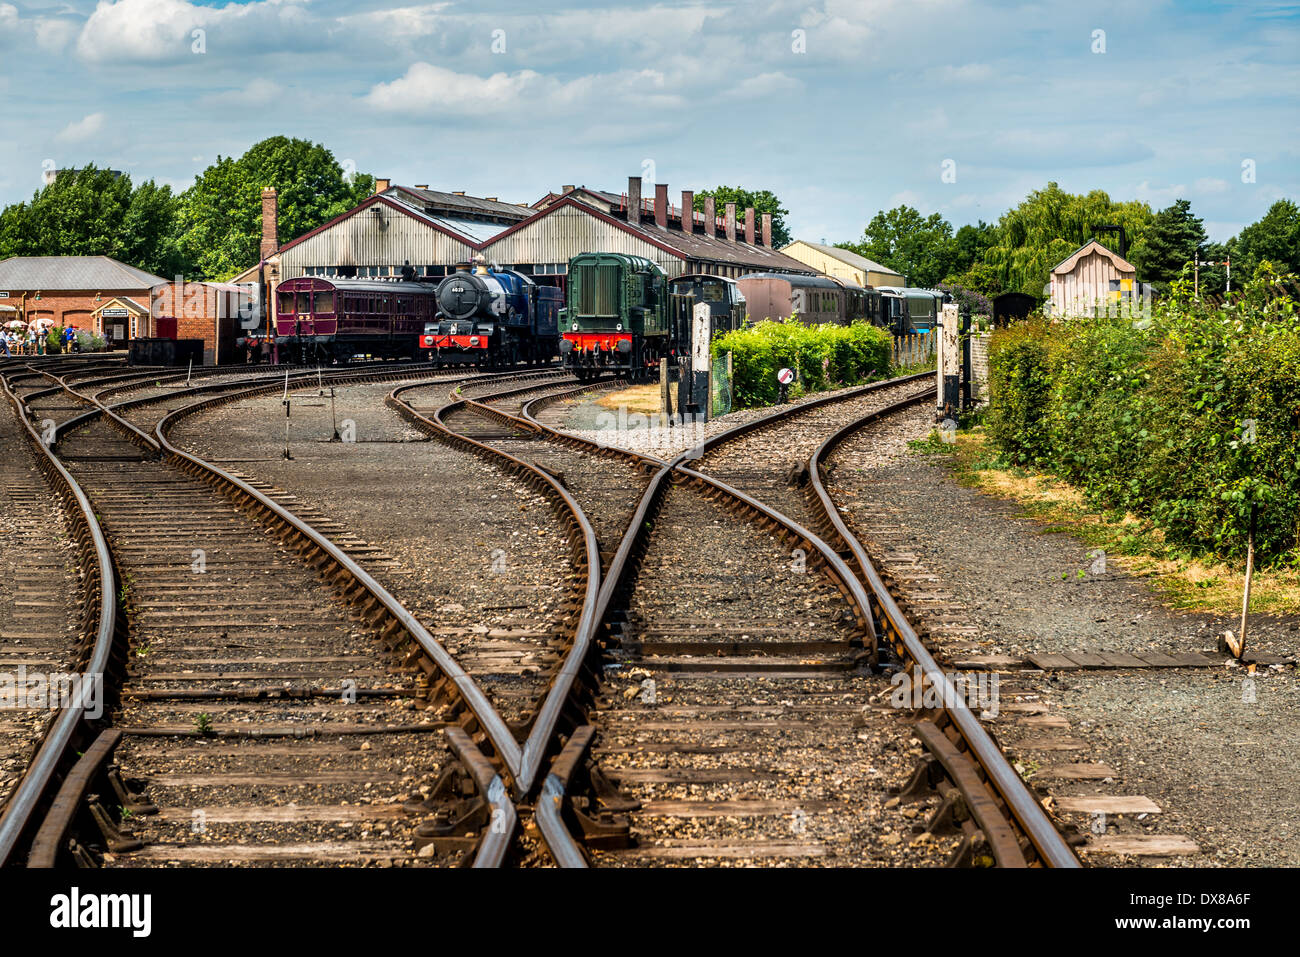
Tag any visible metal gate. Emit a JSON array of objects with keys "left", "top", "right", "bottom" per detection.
[{"left": 711, "top": 350, "right": 732, "bottom": 416}]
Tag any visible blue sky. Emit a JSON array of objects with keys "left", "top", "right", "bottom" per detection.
[{"left": 1, "top": 0, "right": 1296, "bottom": 243}]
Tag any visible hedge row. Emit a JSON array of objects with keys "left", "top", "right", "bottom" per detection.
[
  {"left": 986, "top": 280, "right": 1300, "bottom": 563},
  {"left": 712, "top": 320, "right": 893, "bottom": 407}
]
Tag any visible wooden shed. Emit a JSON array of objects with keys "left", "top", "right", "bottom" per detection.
[{"left": 1049, "top": 240, "right": 1138, "bottom": 317}]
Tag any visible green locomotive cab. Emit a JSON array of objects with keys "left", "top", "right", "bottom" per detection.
[{"left": 559, "top": 252, "right": 669, "bottom": 381}]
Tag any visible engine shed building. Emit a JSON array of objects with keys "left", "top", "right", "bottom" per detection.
[
  {"left": 486, "top": 178, "right": 814, "bottom": 280},
  {"left": 779, "top": 240, "right": 905, "bottom": 288},
  {"left": 231, "top": 176, "right": 814, "bottom": 337}
]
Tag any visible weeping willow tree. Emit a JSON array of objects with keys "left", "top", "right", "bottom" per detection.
[{"left": 984, "top": 183, "right": 1155, "bottom": 296}]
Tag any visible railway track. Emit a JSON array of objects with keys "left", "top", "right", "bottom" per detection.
[
  {"left": 414, "top": 371, "right": 1080, "bottom": 867},
  {"left": 0, "top": 359, "right": 563, "bottom": 867},
  {"left": 1, "top": 354, "right": 1079, "bottom": 868}
]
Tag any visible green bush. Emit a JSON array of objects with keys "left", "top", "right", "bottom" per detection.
[
  {"left": 984, "top": 278, "right": 1300, "bottom": 564},
  {"left": 985, "top": 318, "right": 1057, "bottom": 466},
  {"left": 713, "top": 319, "right": 892, "bottom": 407}
]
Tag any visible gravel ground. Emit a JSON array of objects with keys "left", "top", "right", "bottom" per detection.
[
  {"left": 828, "top": 405, "right": 1300, "bottom": 867},
  {"left": 170, "top": 377, "right": 574, "bottom": 726}
]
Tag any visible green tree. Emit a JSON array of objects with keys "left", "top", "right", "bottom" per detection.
[
  {"left": 949, "top": 220, "right": 999, "bottom": 277},
  {"left": 1231, "top": 199, "right": 1300, "bottom": 279},
  {"left": 0, "top": 166, "right": 184, "bottom": 276},
  {"left": 1131, "top": 199, "right": 1207, "bottom": 294},
  {"left": 693, "top": 186, "right": 791, "bottom": 247},
  {"left": 178, "top": 137, "right": 374, "bottom": 280},
  {"left": 839, "top": 205, "right": 955, "bottom": 287},
  {"left": 983, "top": 183, "right": 1154, "bottom": 295}
]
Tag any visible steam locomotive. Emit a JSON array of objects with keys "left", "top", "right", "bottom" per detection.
[{"left": 421, "top": 262, "right": 561, "bottom": 366}]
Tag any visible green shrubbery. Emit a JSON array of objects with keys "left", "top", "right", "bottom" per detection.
[
  {"left": 986, "top": 278, "right": 1300, "bottom": 564},
  {"left": 713, "top": 319, "right": 893, "bottom": 407}
]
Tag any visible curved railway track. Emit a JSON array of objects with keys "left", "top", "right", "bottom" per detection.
[
  {"left": 0, "top": 358, "right": 560, "bottom": 867},
  {"left": 393, "top": 371, "right": 1079, "bottom": 867}
]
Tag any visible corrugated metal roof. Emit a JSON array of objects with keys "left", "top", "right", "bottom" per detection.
[
  {"left": 0, "top": 256, "right": 166, "bottom": 290},
  {"left": 386, "top": 186, "right": 531, "bottom": 222},
  {"left": 424, "top": 214, "right": 510, "bottom": 244},
  {"left": 785, "top": 240, "right": 901, "bottom": 276},
  {"left": 486, "top": 197, "right": 815, "bottom": 273},
  {"left": 623, "top": 218, "right": 814, "bottom": 272}
]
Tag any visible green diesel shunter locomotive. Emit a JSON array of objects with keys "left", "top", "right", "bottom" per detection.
[{"left": 559, "top": 252, "right": 669, "bottom": 381}]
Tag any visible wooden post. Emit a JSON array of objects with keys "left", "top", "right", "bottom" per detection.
[
  {"left": 691, "top": 302, "right": 711, "bottom": 420},
  {"left": 938, "top": 304, "right": 960, "bottom": 419},
  {"left": 660, "top": 357, "right": 672, "bottom": 424},
  {"left": 1237, "top": 506, "right": 1256, "bottom": 659}
]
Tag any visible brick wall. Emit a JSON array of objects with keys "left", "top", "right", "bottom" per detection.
[
  {"left": 11, "top": 288, "right": 152, "bottom": 343},
  {"left": 150, "top": 282, "right": 246, "bottom": 365}
]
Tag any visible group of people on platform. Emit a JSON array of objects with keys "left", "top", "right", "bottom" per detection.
[{"left": 0, "top": 325, "right": 82, "bottom": 358}]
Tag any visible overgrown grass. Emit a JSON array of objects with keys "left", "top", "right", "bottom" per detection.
[{"left": 915, "top": 426, "right": 1300, "bottom": 616}]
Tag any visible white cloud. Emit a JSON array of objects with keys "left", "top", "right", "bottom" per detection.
[
  {"left": 75, "top": 0, "right": 310, "bottom": 62},
  {"left": 365, "top": 63, "right": 682, "bottom": 115},
  {"left": 1134, "top": 180, "right": 1188, "bottom": 206},
  {"left": 56, "top": 112, "right": 106, "bottom": 142},
  {"left": 719, "top": 72, "right": 802, "bottom": 100},
  {"left": 1193, "top": 177, "right": 1230, "bottom": 194},
  {"left": 35, "top": 18, "right": 78, "bottom": 52},
  {"left": 200, "top": 78, "right": 285, "bottom": 107}
]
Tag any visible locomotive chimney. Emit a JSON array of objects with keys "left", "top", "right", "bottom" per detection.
[
  {"left": 762, "top": 213, "right": 773, "bottom": 248},
  {"left": 627, "top": 176, "right": 641, "bottom": 225},
  {"left": 655, "top": 184, "right": 668, "bottom": 228},
  {"left": 725, "top": 203, "right": 737, "bottom": 242},
  {"left": 260, "top": 186, "right": 278, "bottom": 260},
  {"left": 744, "top": 207, "right": 756, "bottom": 245},
  {"left": 681, "top": 190, "right": 693, "bottom": 232},
  {"left": 704, "top": 197, "right": 716, "bottom": 238}
]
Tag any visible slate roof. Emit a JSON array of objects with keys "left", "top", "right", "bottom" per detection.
[{"left": 0, "top": 256, "right": 166, "bottom": 290}]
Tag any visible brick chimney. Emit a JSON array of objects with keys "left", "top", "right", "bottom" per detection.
[
  {"left": 744, "top": 207, "right": 756, "bottom": 245},
  {"left": 725, "top": 202, "right": 736, "bottom": 242},
  {"left": 627, "top": 175, "right": 641, "bottom": 224},
  {"left": 260, "top": 187, "right": 279, "bottom": 260},
  {"left": 562, "top": 185, "right": 575, "bottom": 193},
  {"left": 704, "top": 197, "right": 716, "bottom": 238},
  {"left": 655, "top": 184, "right": 668, "bottom": 228},
  {"left": 681, "top": 190, "right": 693, "bottom": 232},
  {"left": 762, "top": 213, "right": 772, "bottom": 248},
  {"left": 373, "top": 178, "right": 390, "bottom": 195}
]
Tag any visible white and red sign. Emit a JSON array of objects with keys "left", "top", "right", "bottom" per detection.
[{"left": 777, "top": 367, "right": 794, "bottom": 385}]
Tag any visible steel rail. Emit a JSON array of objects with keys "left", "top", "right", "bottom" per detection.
[
  {"left": 387, "top": 379, "right": 603, "bottom": 794},
  {"left": 807, "top": 389, "right": 1081, "bottom": 868},
  {"left": 0, "top": 372, "right": 119, "bottom": 867}
]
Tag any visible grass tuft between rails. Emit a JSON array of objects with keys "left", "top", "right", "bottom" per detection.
[{"left": 910, "top": 426, "right": 1300, "bottom": 617}]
